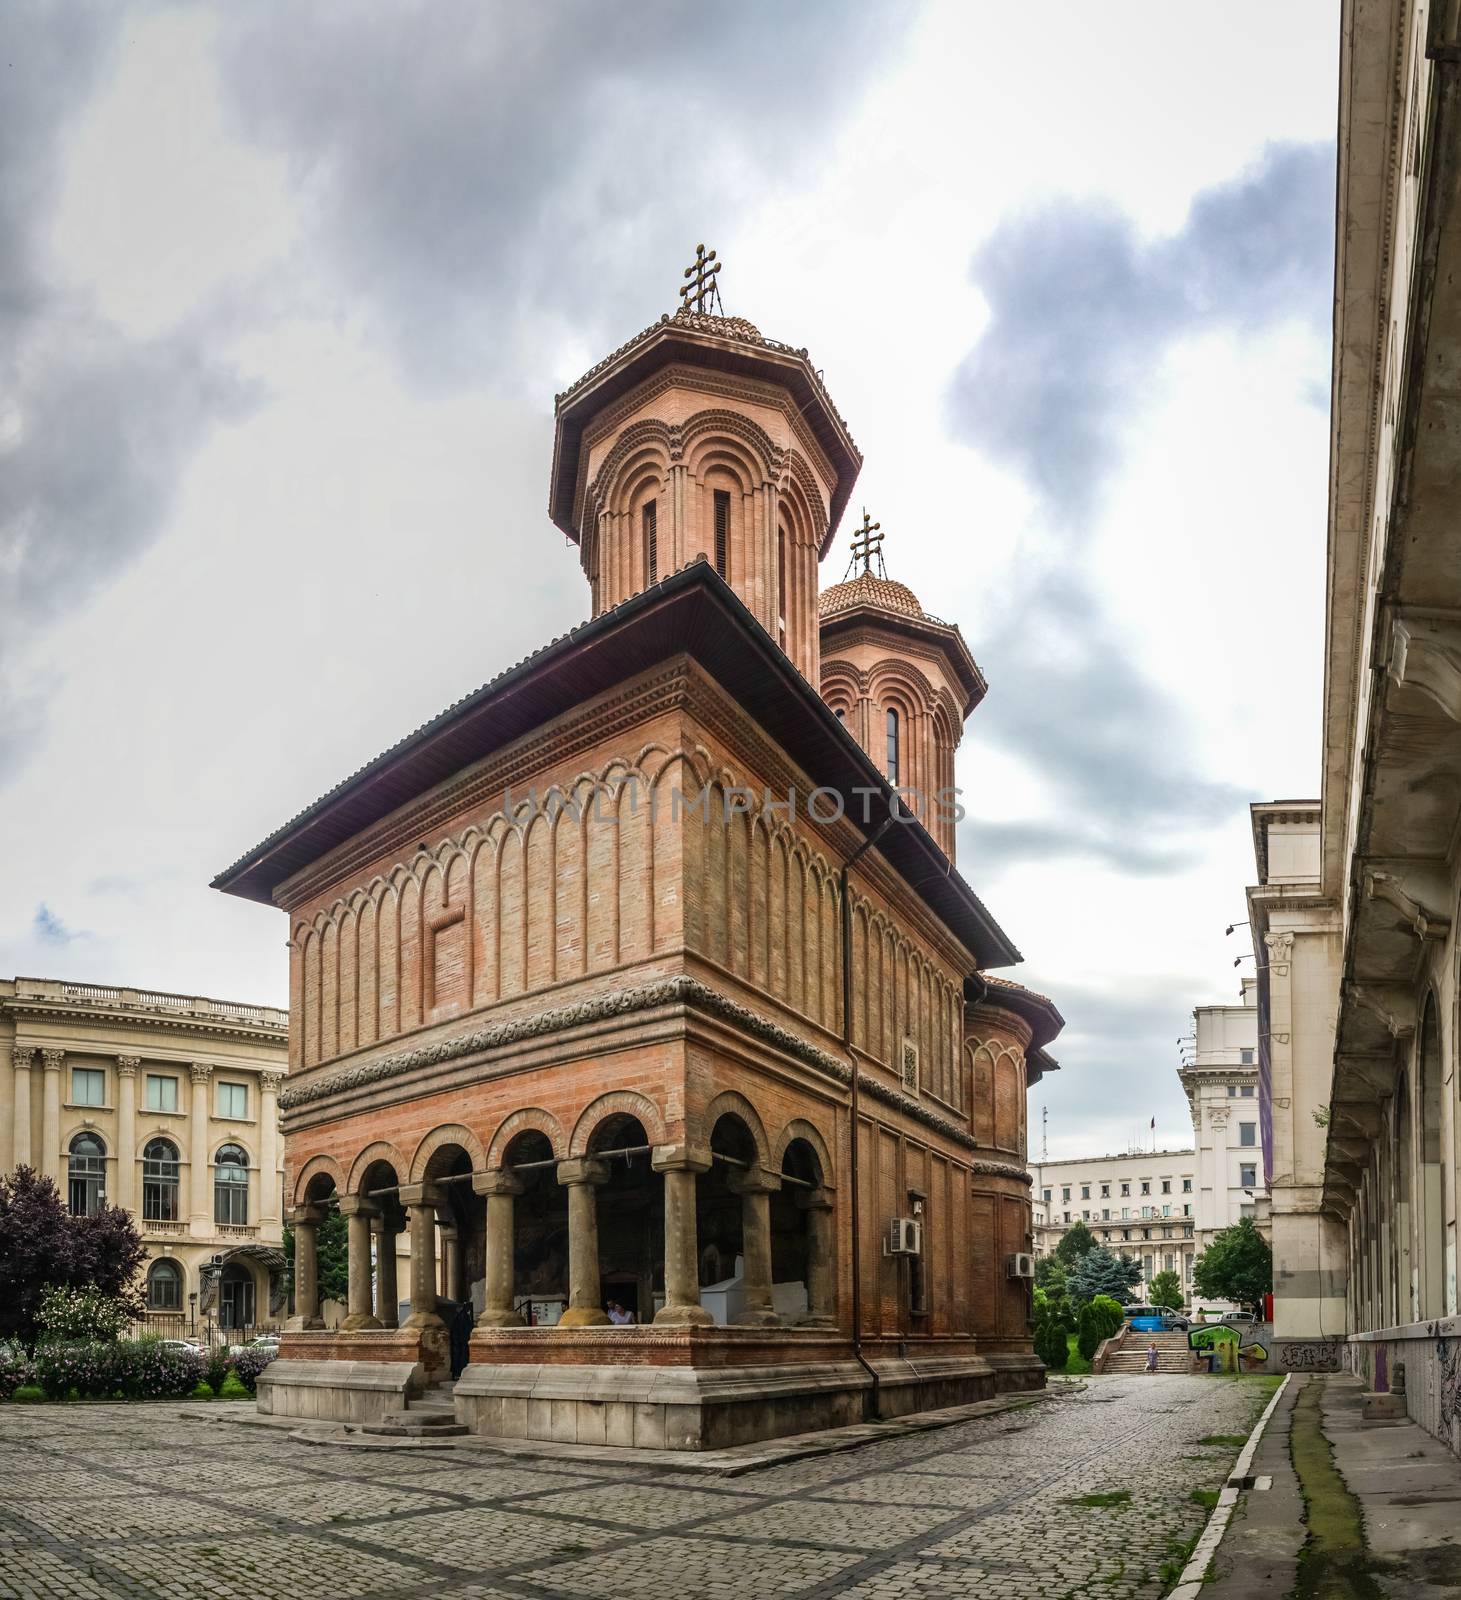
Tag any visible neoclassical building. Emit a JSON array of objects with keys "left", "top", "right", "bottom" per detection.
[
  {"left": 1, "top": 976, "right": 289, "bottom": 1336},
  {"left": 215, "top": 269, "right": 1062, "bottom": 1448}
]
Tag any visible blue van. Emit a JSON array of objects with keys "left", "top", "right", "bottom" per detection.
[{"left": 1126, "top": 1304, "right": 1165, "bottom": 1332}]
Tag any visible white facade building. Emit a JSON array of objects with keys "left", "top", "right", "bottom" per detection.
[{"left": 1181, "top": 979, "right": 1264, "bottom": 1258}]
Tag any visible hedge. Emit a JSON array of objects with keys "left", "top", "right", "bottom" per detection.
[{"left": 31, "top": 1340, "right": 206, "bottom": 1401}]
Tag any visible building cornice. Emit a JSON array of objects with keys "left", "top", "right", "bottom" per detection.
[{"left": 1, "top": 981, "right": 286, "bottom": 1048}]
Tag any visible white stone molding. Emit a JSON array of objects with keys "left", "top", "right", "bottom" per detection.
[
  {"left": 40, "top": 1049, "right": 65, "bottom": 1072},
  {"left": 1347, "top": 983, "right": 1417, "bottom": 1039},
  {"left": 189, "top": 1062, "right": 214, "bottom": 1084},
  {"left": 1364, "top": 868, "right": 1451, "bottom": 941},
  {"left": 1388, "top": 611, "right": 1461, "bottom": 721},
  {"left": 115, "top": 1056, "right": 140, "bottom": 1077}
]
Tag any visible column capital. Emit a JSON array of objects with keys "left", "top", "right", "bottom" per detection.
[
  {"left": 336, "top": 1194, "right": 381, "bottom": 1219},
  {"left": 11, "top": 1045, "right": 34, "bottom": 1072},
  {"left": 41, "top": 1049, "right": 65, "bottom": 1072},
  {"left": 398, "top": 1181, "right": 444, "bottom": 1207},
  {"left": 473, "top": 1167, "right": 525, "bottom": 1197},
  {"left": 115, "top": 1056, "right": 140, "bottom": 1077},
  {"left": 796, "top": 1186, "right": 835, "bottom": 1212},
  {"left": 557, "top": 1157, "right": 609, "bottom": 1187},
  {"left": 651, "top": 1143, "right": 712, "bottom": 1175},
  {"left": 189, "top": 1062, "right": 213, "bottom": 1085},
  {"left": 260, "top": 1071, "right": 285, "bottom": 1094},
  {"left": 727, "top": 1163, "right": 781, "bottom": 1195},
  {"left": 288, "top": 1203, "right": 326, "bottom": 1226},
  {"left": 369, "top": 1210, "right": 397, "bottom": 1235}
]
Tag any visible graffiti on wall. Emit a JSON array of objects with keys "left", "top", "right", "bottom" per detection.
[
  {"left": 1438, "top": 1333, "right": 1461, "bottom": 1437},
  {"left": 1277, "top": 1339, "right": 1343, "bottom": 1372}
]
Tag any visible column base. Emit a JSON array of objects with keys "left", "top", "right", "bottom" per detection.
[
  {"left": 559, "top": 1307, "right": 611, "bottom": 1327},
  {"left": 733, "top": 1310, "right": 782, "bottom": 1328},
  {"left": 403, "top": 1310, "right": 446, "bottom": 1331},
  {"left": 478, "top": 1309, "right": 527, "bottom": 1328},
  {"left": 286, "top": 1316, "right": 325, "bottom": 1332},
  {"left": 654, "top": 1303, "right": 715, "bottom": 1327},
  {"left": 796, "top": 1316, "right": 837, "bottom": 1330},
  {"left": 341, "top": 1313, "right": 383, "bottom": 1332}
]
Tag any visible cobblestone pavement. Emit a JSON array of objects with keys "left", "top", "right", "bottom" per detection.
[{"left": 0, "top": 1375, "right": 1277, "bottom": 1600}]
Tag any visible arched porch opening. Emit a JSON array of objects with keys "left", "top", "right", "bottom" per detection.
[
  {"left": 1417, "top": 997, "right": 1445, "bottom": 1319},
  {"left": 771, "top": 1137, "right": 834, "bottom": 1326},
  {"left": 586, "top": 1114, "right": 661, "bottom": 1324},
  {"left": 700, "top": 1113, "right": 756, "bottom": 1291},
  {"left": 1394, "top": 1071, "right": 1414, "bottom": 1322},
  {"left": 504, "top": 1129, "right": 568, "bottom": 1324},
  {"left": 359, "top": 1159, "right": 407, "bottom": 1328},
  {"left": 421, "top": 1142, "right": 482, "bottom": 1308},
  {"left": 288, "top": 1166, "right": 339, "bottom": 1330}
]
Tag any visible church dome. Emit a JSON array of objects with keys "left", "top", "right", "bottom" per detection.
[{"left": 818, "top": 571, "right": 926, "bottom": 619}]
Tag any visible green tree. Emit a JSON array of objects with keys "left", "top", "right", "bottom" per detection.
[
  {"left": 1067, "top": 1247, "right": 1144, "bottom": 1306},
  {"left": 1054, "top": 1219, "right": 1096, "bottom": 1265},
  {"left": 1089, "top": 1294, "right": 1124, "bottom": 1339},
  {"left": 1192, "top": 1217, "right": 1272, "bottom": 1312},
  {"left": 1034, "top": 1315, "right": 1068, "bottom": 1370},
  {"left": 1034, "top": 1255, "right": 1067, "bottom": 1294},
  {"left": 1148, "top": 1269, "right": 1184, "bottom": 1311},
  {"left": 1076, "top": 1303, "right": 1103, "bottom": 1361},
  {"left": 282, "top": 1209, "right": 349, "bottom": 1308}
]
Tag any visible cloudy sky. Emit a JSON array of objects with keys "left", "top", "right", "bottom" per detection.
[{"left": 0, "top": 1, "right": 1337, "bottom": 1157}]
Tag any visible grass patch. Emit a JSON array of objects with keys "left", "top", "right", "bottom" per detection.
[
  {"left": 1062, "top": 1333, "right": 1093, "bottom": 1376},
  {"left": 1190, "top": 1489, "right": 1220, "bottom": 1509},
  {"left": 11, "top": 1385, "right": 45, "bottom": 1403},
  {"left": 1067, "top": 1490, "right": 1131, "bottom": 1508},
  {"left": 1159, "top": 1532, "right": 1201, "bottom": 1587},
  {"left": 1199, "top": 1434, "right": 1249, "bottom": 1447},
  {"left": 1290, "top": 1381, "right": 1384, "bottom": 1600}
]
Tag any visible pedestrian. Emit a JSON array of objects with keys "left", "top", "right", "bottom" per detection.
[
  {"left": 449, "top": 1298, "right": 476, "bottom": 1380},
  {"left": 1145, "top": 1340, "right": 1159, "bottom": 1374}
]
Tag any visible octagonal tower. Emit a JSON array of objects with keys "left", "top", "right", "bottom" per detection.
[{"left": 549, "top": 258, "right": 861, "bottom": 684}]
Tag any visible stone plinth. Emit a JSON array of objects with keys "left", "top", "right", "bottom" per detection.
[{"left": 259, "top": 1328, "right": 444, "bottom": 1424}]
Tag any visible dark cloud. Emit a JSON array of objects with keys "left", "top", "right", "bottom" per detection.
[
  {"left": 950, "top": 141, "right": 1334, "bottom": 525},
  {"left": 0, "top": 5, "right": 255, "bottom": 787},
  {"left": 949, "top": 145, "right": 1329, "bottom": 870},
  {"left": 215, "top": 0, "right": 916, "bottom": 384}
]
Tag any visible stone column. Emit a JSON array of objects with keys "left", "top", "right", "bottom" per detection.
[
  {"left": 258, "top": 1072, "right": 283, "bottom": 1230},
  {"left": 798, "top": 1187, "right": 836, "bottom": 1326},
  {"left": 399, "top": 1182, "right": 445, "bottom": 1329},
  {"left": 288, "top": 1203, "right": 325, "bottom": 1329},
  {"left": 338, "top": 1195, "right": 382, "bottom": 1330},
  {"left": 652, "top": 1145, "right": 713, "bottom": 1325},
  {"left": 729, "top": 1164, "right": 781, "bottom": 1326},
  {"left": 115, "top": 1058, "right": 139, "bottom": 1212},
  {"left": 372, "top": 1215, "right": 400, "bottom": 1327},
  {"left": 440, "top": 1223, "right": 463, "bottom": 1302},
  {"left": 188, "top": 1064, "right": 213, "bottom": 1229},
  {"left": 557, "top": 1157, "right": 610, "bottom": 1326},
  {"left": 473, "top": 1168, "right": 525, "bottom": 1327},
  {"left": 40, "top": 1050, "right": 65, "bottom": 1185},
  {"left": 10, "top": 1047, "right": 33, "bottom": 1169}
]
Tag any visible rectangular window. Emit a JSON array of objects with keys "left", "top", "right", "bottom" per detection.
[
  {"left": 1102, "top": 1208, "right": 1110, "bottom": 1221},
  {"left": 1100, "top": 1184, "right": 1109, "bottom": 1198},
  {"left": 1120, "top": 1182, "right": 1130, "bottom": 1197},
  {"left": 1182, "top": 1178, "right": 1192, "bottom": 1193},
  {"left": 713, "top": 488, "right": 729, "bottom": 577},
  {"left": 643, "top": 498, "right": 657, "bottom": 583},
  {"left": 1228, "top": 1085, "right": 1237, "bottom": 1097},
  {"left": 1121, "top": 1207, "right": 1130, "bottom": 1220},
  {"left": 1080, "top": 1185, "right": 1090, "bottom": 1200},
  {"left": 71, "top": 1068, "right": 105, "bottom": 1107},
  {"left": 1239, "top": 1122, "right": 1256, "bottom": 1147},
  {"left": 1082, "top": 1210, "right": 1090, "bottom": 1221},
  {"left": 217, "top": 1081, "right": 248, "bottom": 1119},
  {"left": 1162, "top": 1204, "right": 1171, "bottom": 1217},
  {"left": 1162, "top": 1227, "right": 1172, "bottom": 1238},
  {"left": 146, "top": 1074, "right": 178, "bottom": 1113},
  {"left": 1061, "top": 1187, "right": 1070, "bottom": 1202},
  {"left": 1161, "top": 1179, "right": 1171, "bottom": 1194},
  {"left": 1042, "top": 1188, "right": 1051, "bottom": 1204},
  {"left": 1063, "top": 1211, "right": 1071, "bottom": 1224},
  {"left": 1183, "top": 1203, "right": 1192, "bottom": 1216},
  {"left": 1141, "top": 1205, "right": 1152, "bottom": 1219},
  {"left": 1240, "top": 1048, "right": 1254, "bottom": 1064},
  {"left": 1241, "top": 1084, "right": 1255, "bottom": 1097},
  {"left": 1240, "top": 1163, "right": 1257, "bottom": 1188},
  {"left": 1166, "top": 1253, "right": 1175, "bottom": 1273},
  {"left": 1140, "top": 1182, "right": 1150, "bottom": 1196}
]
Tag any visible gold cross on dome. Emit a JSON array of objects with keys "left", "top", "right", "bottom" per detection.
[
  {"left": 678, "top": 243, "right": 723, "bottom": 315},
  {"left": 849, "top": 509, "right": 884, "bottom": 575}
]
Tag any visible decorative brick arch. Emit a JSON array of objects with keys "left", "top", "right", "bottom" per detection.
[
  {"left": 771, "top": 1118, "right": 836, "bottom": 1190},
  {"left": 347, "top": 1140, "right": 410, "bottom": 1195},
  {"left": 700, "top": 1089, "right": 771, "bottom": 1169},
  {"left": 568, "top": 1091, "right": 667, "bottom": 1158},
  {"left": 487, "top": 1107, "right": 567, "bottom": 1169},
  {"left": 293, "top": 1153, "right": 344, "bottom": 1205},
  {"left": 409, "top": 1123, "right": 486, "bottom": 1182}
]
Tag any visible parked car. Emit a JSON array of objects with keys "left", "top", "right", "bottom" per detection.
[
  {"left": 1161, "top": 1311, "right": 1191, "bottom": 1331},
  {"left": 248, "top": 1335, "right": 280, "bottom": 1351},
  {"left": 158, "top": 1338, "right": 203, "bottom": 1355}
]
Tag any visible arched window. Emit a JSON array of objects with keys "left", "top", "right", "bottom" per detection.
[
  {"left": 146, "top": 1258, "right": 182, "bottom": 1311},
  {"left": 713, "top": 488, "right": 730, "bottom": 577},
  {"left": 886, "top": 708, "right": 901, "bottom": 786},
  {"left": 215, "top": 1144, "right": 250, "bottom": 1226},
  {"left": 142, "top": 1138, "right": 180, "bottom": 1223},
  {"left": 642, "top": 498, "right": 658, "bottom": 583},
  {"left": 834, "top": 708, "right": 846, "bottom": 722},
  {"left": 777, "top": 527, "right": 787, "bottom": 649},
  {"left": 68, "top": 1133, "right": 106, "bottom": 1217}
]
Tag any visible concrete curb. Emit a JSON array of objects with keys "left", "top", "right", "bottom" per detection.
[{"left": 1165, "top": 1375, "right": 1290, "bottom": 1600}]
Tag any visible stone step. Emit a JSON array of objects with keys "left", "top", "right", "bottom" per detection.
[
  {"left": 378, "top": 1407, "right": 463, "bottom": 1428},
  {"left": 361, "top": 1416, "right": 470, "bottom": 1438}
]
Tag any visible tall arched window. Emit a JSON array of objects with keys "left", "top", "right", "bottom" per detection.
[
  {"left": 146, "top": 1258, "right": 182, "bottom": 1311},
  {"left": 886, "top": 707, "right": 901, "bottom": 786},
  {"left": 142, "top": 1138, "right": 180, "bottom": 1222},
  {"left": 68, "top": 1133, "right": 106, "bottom": 1216},
  {"left": 215, "top": 1144, "right": 250, "bottom": 1226},
  {"left": 642, "top": 498, "right": 658, "bottom": 583}
]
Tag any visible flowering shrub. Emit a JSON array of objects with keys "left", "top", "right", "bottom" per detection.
[
  {"left": 230, "top": 1346, "right": 277, "bottom": 1394},
  {"left": 0, "top": 1341, "right": 34, "bottom": 1400},
  {"left": 34, "top": 1284, "right": 140, "bottom": 1344},
  {"left": 204, "top": 1347, "right": 232, "bottom": 1396},
  {"left": 32, "top": 1340, "right": 206, "bottom": 1401}
]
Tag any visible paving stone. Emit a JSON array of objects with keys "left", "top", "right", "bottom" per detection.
[{"left": 0, "top": 1375, "right": 1276, "bottom": 1599}]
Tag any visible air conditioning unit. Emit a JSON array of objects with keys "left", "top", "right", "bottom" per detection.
[
  {"left": 211, "top": 1253, "right": 225, "bottom": 1265},
  {"left": 886, "top": 1217, "right": 923, "bottom": 1256},
  {"left": 1006, "top": 1252, "right": 1036, "bottom": 1279}
]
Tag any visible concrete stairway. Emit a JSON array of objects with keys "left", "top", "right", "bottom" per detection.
[
  {"left": 362, "top": 1381, "right": 468, "bottom": 1438},
  {"left": 1102, "top": 1330, "right": 1195, "bottom": 1374}
]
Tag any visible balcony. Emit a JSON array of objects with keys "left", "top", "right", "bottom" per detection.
[
  {"left": 217, "top": 1224, "right": 259, "bottom": 1240},
  {"left": 143, "top": 1219, "right": 189, "bottom": 1238}
]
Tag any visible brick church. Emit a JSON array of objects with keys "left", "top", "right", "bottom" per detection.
[{"left": 214, "top": 253, "right": 1062, "bottom": 1449}]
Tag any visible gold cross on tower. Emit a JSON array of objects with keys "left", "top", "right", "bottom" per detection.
[
  {"left": 678, "top": 244, "right": 723, "bottom": 316},
  {"left": 848, "top": 509, "right": 885, "bottom": 577}
]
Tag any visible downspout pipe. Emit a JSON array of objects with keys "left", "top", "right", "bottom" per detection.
[{"left": 841, "top": 814, "right": 895, "bottom": 1417}]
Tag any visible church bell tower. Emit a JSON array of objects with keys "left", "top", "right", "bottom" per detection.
[{"left": 549, "top": 247, "right": 862, "bottom": 683}]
